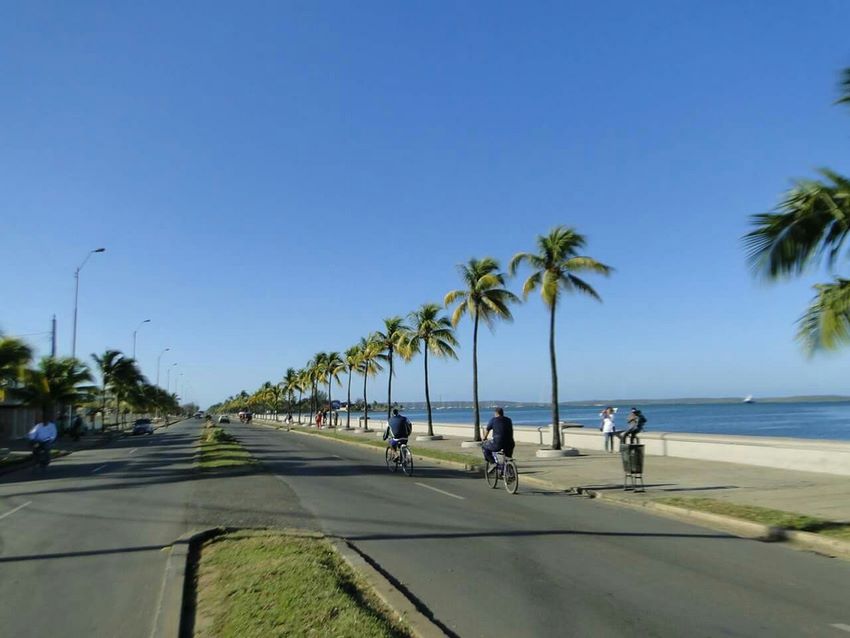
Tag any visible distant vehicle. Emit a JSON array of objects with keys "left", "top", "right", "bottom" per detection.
[
  {"left": 194, "top": 411, "right": 205, "bottom": 419},
  {"left": 218, "top": 415, "right": 230, "bottom": 424},
  {"left": 132, "top": 418, "right": 154, "bottom": 435}
]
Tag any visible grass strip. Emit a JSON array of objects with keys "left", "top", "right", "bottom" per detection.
[
  {"left": 198, "top": 426, "right": 255, "bottom": 470},
  {"left": 285, "top": 424, "right": 482, "bottom": 466},
  {"left": 657, "top": 497, "right": 850, "bottom": 540},
  {"left": 194, "top": 530, "right": 412, "bottom": 638}
]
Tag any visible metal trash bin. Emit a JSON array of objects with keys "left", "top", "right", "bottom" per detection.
[{"left": 620, "top": 444, "right": 645, "bottom": 492}]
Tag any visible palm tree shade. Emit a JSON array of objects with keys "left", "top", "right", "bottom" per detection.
[{"left": 510, "top": 226, "right": 612, "bottom": 450}]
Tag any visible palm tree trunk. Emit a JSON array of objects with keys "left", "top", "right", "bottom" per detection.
[
  {"left": 549, "top": 301, "right": 561, "bottom": 450},
  {"left": 363, "top": 373, "right": 369, "bottom": 431},
  {"left": 297, "top": 389, "right": 303, "bottom": 424},
  {"left": 327, "top": 380, "right": 332, "bottom": 428},
  {"left": 346, "top": 371, "right": 352, "bottom": 429},
  {"left": 386, "top": 347, "right": 394, "bottom": 420},
  {"left": 472, "top": 310, "right": 481, "bottom": 442},
  {"left": 424, "top": 345, "right": 433, "bottom": 436}
]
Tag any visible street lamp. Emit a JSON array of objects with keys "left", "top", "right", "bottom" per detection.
[
  {"left": 166, "top": 362, "right": 178, "bottom": 392},
  {"left": 156, "top": 348, "right": 170, "bottom": 386},
  {"left": 132, "top": 319, "right": 151, "bottom": 360},
  {"left": 71, "top": 248, "right": 106, "bottom": 359}
]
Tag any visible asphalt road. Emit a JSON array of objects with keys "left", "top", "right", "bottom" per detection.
[
  {"left": 0, "top": 420, "right": 311, "bottom": 638},
  {"left": 2, "top": 418, "right": 849, "bottom": 637},
  {"left": 235, "top": 421, "right": 850, "bottom": 638}
]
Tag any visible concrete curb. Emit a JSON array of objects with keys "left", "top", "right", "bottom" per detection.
[{"left": 152, "top": 527, "right": 446, "bottom": 638}]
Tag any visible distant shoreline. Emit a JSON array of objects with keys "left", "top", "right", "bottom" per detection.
[{"left": 390, "top": 395, "right": 850, "bottom": 409}]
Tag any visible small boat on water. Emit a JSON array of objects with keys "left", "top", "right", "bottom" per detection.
[{"left": 743, "top": 395, "right": 755, "bottom": 404}]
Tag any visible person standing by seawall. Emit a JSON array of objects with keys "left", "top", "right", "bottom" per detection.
[
  {"left": 619, "top": 407, "right": 646, "bottom": 444},
  {"left": 601, "top": 407, "right": 616, "bottom": 453}
]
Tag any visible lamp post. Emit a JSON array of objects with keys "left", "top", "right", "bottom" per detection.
[
  {"left": 156, "top": 348, "right": 170, "bottom": 386},
  {"left": 71, "top": 248, "right": 106, "bottom": 359},
  {"left": 166, "top": 362, "right": 178, "bottom": 392},
  {"left": 132, "top": 319, "right": 151, "bottom": 360}
]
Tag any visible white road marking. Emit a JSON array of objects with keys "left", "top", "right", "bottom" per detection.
[
  {"left": 415, "top": 482, "right": 465, "bottom": 500},
  {"left": 0, "top": 501, "right": 32, "bottom": 521},
  {"left": 332, "top": 454, "right": 343, "bottom": 460},
  {"left": 91, "top": 464, "right": 108, "bottom": 473},
  {"left": 128, "top": 448, "right": 137, "bottom": 455},
  {"left": 831, "top": 624, "right": 850, "bottom": 633}
]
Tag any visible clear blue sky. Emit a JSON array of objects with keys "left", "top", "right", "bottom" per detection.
[{"left": 2, "top": 1, "right": 849, "bottom": 408}]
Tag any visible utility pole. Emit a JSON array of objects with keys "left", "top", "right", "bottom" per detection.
[{"left": 50, "top": 315, "right": 57, "bottom": 357}]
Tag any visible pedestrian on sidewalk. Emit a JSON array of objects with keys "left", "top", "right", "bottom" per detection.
[{"left": 600, "top": 407, "right": 617, "bottom": 453}]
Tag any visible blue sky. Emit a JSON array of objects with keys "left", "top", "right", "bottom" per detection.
[{"left": 2, "top": 1, "right": 849, "bottom": 408}]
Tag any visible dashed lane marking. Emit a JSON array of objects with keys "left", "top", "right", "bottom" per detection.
[
  {"left": 415, "top": 482, "right": 465, "bottom": 500},
  {"left": 0, "top": 501, "right": 32, "bottom": 521},
  {"left": 128, "top": 448, "right": 137, "bottom": 455},
  {"left": 831, "top": 624, "right": 850, "bottom": 633},
  {"left": 91, "top": 464, "right": 108, "bottom": 473}
]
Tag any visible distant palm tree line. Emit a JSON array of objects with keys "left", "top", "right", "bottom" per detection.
[
  {"left": 0, "top": 336, "right": 183, "bottom": 428},
  {"left": 211, "top": 225, "right": 612, "bottom": 450}
]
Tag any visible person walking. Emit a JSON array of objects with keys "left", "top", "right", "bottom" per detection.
[{"left": 600, "top": 406, "right": 617, "bottom": 453}]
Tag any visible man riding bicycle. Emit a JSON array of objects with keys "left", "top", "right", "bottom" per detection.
[
  {"left": 383, "top": 409, "right": 412, "bottom": 457},
  {"left": 28, "top": 415, "right": 58, "bottom": 466},
  {"left": 482, "top": 407, "right": 514, "bottom": 465}
]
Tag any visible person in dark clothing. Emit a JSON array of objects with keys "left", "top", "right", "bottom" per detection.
[
  {"left": 619, "top": 407, "right": 647, "bottom": 444},
  {"left": 482, "top": 407, "right": 515, "bottom": 464},
  {"left": 383, "top": 408, "right": 413, "bottom": 452},
  {"left": 71, "top": 412, "right": 84, "bottom": 442}
]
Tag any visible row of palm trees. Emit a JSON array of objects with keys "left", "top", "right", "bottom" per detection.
[
  {"left": 0, "top": 336, "right": 181, "bottom": 427},
  {"left": 212, "top": 226, "right": 612, "bottom": 450}
]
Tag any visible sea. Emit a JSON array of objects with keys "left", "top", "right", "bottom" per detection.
[{"left": 396, "top": 401, "right": 850, "bottom": 441}]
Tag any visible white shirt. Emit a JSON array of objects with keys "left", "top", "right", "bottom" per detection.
[
  {"left": 28, "top": 422, "right": 57, "bottom": 443},
  {"left": 602, "top": 415, "right": 615, "bottom": 433}
]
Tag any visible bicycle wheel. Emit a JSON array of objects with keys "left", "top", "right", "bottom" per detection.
[
  {"left": 401, "top": 446, "right": 414, "bottom": 476},
  {"left": 385, "top": 446, "right": 398, "bottom": 472},
  {"left": 504, "top": 460, "right": 519, "bottom": 494},
  {"left": 484, "top": 461, "right": 498, "bottom": 488}
]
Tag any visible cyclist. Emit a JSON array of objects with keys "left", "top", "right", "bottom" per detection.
[
  {"left": 482, "top": 407, "right": 514, "bottom": 466},
  {"left": 28, "top": 414, "right": 58, "bottom": 466},
  {"left": 383, "top": 408, "right": 412, "bottom": 458}
]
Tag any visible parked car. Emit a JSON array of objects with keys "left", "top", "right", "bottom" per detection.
[
  {"left": 218, "top": 415, "right": 230, "bottom": 424},
  {"left": 132, "top": 418, "right": 154, "bottom": 435}
]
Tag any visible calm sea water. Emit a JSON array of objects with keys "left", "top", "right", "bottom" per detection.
[{"left": 396, "top": 402, "right": 850, "bottom": 441}]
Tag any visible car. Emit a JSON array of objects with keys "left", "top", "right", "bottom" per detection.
[
  {"left": 132, "top": 418, "right": 154, "bottom": 435},
  {"left": 218, "top": 415, "right": 230, "bottom": 424}
]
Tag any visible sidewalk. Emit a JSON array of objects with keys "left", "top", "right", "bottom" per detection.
[{"left": 273, "top": 421, "right": 850, "bottom": 522}]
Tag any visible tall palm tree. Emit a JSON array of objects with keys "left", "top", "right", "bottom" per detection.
[
  {"left": 510, "top": 227, "right": 612, "bottom": 450},
  {"left": 296, "top": 368, "right": 310, "bottom": 424},
  {"left": 408, "top": 303, "right": 459, "bottom": 436},
  {"left": 309, "top": 354, "right": 327, "bottom": 424},
  {"left": 282, "top": 367, "right": 298, "bottom": 421},
  {"left": 322, "top": 352, "right": 345, "bottom": 427},
  {"left": 357, "top": 335, "right": 385, "bottom": 431},
  {"left": 14, "top": 357, "right": 95, "bottom": 422},
  {"left": 343, "top": 346, "right": 361, "bottom": 429},
  {"left": 375, "top": 317, "right": 410, "bottom": 419},
  {"left": 0, "top": 336, "right": 32, "bottom": 390},
  {"left": 744, "top": 68, "right": 850, "bottom": 353},
  {"left": 92, "top": 350, "right": 142, "bottom": 428},
  {"left": 445, "top": 257, "right": 518, "bottom": 441}
]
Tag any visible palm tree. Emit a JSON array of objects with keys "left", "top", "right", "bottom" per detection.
[
  {"left": 408, "top": 303, "right": 459, "bottom": 436},
  {"left": 357, "top": 335, "right": 384, "bottom": 431},
  {"left": 444, "top": 257, "right": 518, "bottom": 441},
  {"left": 0, "top": 336, "right": 32, "bottom": 390},
  {"left": 510, "top": 227, "right": 612, "bottom": 450},
  {"left": 322, "top": 352, "right": 345, "bottom": 427},
  {"left": 14, "top": 357, "right": 95, "bottom": 423},
  {"left": 343, "top": 346, "right": 361, "bottom": 429},
  {"left": 744, "top": 68, "right": 850, "bottom": 353},
  {"left": 92, "top": 350, "right": 142, "bottom": 428},
  {"left": 282, "top": 367, "right": 298, "bottom": 421},
  {"left": 308, "top": 354, "right": 327, "bottom": 424},
  {"left": 375, "top": 317, "right": 410, "bottom": 419},
  {"left": 295, "top": 369, "right": 310, "bottom": 424}
]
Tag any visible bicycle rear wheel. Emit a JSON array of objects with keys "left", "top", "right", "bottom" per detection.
[
  {"left": 385, "top": 446, "right": 398, "bottom": 472},
  {"left": 504, "top": 460, "right": 518, "bottom": 494},
  {"left": 401, "top": 445, "right": 413, "bottom": 476},
  {"left": 484, "top": 461, "right": 498, "bottom": 488}
]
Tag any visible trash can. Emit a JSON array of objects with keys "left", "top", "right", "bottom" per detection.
[{"left": 620, "top": 444, "right": 645, "bottom": 474}]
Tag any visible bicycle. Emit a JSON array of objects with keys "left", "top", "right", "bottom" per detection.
[
  {"left": 385, "top": 438, "right": 414, "bottom": 476},
  {"left": 484, "top": 450, "right": 518, "bottom": 494}
]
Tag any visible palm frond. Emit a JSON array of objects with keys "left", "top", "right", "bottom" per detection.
[{"left": 796, "top": 278, "right": 850, "bottom": 353}]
